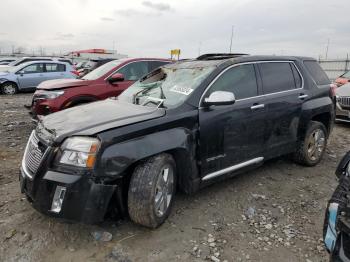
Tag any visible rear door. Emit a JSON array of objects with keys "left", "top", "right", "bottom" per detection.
[
  {"left": 16, "top": 63, "right": 45, "bottom": 89},
  {"left": 44, "top": 63, "right": 67, "bottom": 80},
  {"left": 199, "top": 63, "right": 267, "bottom": 178},
  {"left": 257, "top": 61, "right": 306, "bottom": 158}
]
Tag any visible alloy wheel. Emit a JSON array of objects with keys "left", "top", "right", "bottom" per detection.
[
  {"left": 2, "top": 83, "right": 16, "bottom": 95},
  {"left": 154, "top": 165, "right": 174, "bottom": 217},
  {"left": 307, "top": 129, "right": 326, "bottom": 161}
]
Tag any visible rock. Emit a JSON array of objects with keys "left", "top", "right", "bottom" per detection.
[
  {"left": 265, "top": 224, "right": 273, "bottom": 230},
  {"left": 5, "top": 229, "right": 17, "bottom": 240},
  {"left": 91, "top": 231, "right": 113, "bottom": 242},
  {"left": 208, "top": 237, "right": 215, "bottom": 243},
  {"left": 245, "top": 207, "right": 256, "bottom": 218},
  {"left": 210, "top": 255, "right": 220, "bottom": 262}
]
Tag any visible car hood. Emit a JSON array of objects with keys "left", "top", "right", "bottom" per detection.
[
  {"left": 37, "top": 99, "right": 165, "bottom": 143},
  {"left": 0, "top": 71, "right": 9, "bottom": 77},
  {"left": 336, "top": 83, "right": 350, "bottom": 97},
  {"left": 37, "top": 78, "right": 90, "bottom": 90}
]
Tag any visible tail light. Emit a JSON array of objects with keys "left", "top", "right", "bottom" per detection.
[{"left": 71, "top": 70, "right": 79, "bottom": 76}]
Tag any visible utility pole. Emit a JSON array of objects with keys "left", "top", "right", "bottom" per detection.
[
  {"left": 229, "top": 25, "right": 234, "bottom": 53},
  {"left": 325, "top": 38, "right": 330, "bottom": 60}
]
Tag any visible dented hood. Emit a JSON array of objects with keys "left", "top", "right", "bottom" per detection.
[
  {"left": 39, "top": 99, "right": 165, "bottom": 143},
  {"left": 37, "top": 78, "right": 90, "bottom": 90}
]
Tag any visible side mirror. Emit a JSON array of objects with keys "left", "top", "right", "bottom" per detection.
[
  {"left": 18, "top": 70, "right": 25, "bottom": 75},
  {"left": 109, "top": 73, "right": 124, "bottom": 83},
  {"left": 204, "top": 91, "right": 236, "bottom": 106}
]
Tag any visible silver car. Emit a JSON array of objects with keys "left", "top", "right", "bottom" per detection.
[
  {"left": 335, "top": 83, "right": 350, "bottom": 122},
  {"left": 0, "top": 61, "right": 77, "bottom": 95}
]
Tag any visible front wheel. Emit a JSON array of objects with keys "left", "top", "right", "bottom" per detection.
[
  {"left": 1, "top": 82, "right": 18, "bottom": 95},
  {"left": 293, "top": 121, "right": 327, "bottom": 166},
  {"left": 128, "top": 153, "right": 176, "bottom": 228}
]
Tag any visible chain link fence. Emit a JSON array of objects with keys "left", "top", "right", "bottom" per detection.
[{"left": 319, "top": 57, "right": 350, "bottom": 81}]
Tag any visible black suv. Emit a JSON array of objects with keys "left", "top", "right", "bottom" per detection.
[{"left": 20, "top": 53, "right": 335, "bottom": 227}]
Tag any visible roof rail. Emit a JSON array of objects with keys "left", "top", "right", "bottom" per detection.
[{"left": 196, "top": 53, "right": 248, "bottom": 60}]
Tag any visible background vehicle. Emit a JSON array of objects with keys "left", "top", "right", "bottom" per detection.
[
  {"left": 30, "top": 58, "right": 171, "bottom": 116},
  {"left": 335, "top": 71, "right": 350, "bottom": 87},
  {"left": 323, "top": 151, "right": 350, "bottom": 262},
  {"left": 77, "top": 58, "right": 115, "bottom": 77},
  {"left": 0, "top": 57, "right": 73, "bottom": 72},
  {"left": 0, "top": 58, "right": 16, "bottom": 65},
  {"left": 335, "top": 83, "right": 350, "bottom": 123},
  {"left": 20, "top": 54, "right": 334, "bottom": 228},
  {"left": 0, "top": 61, "right": 77, "bottom": 95}
]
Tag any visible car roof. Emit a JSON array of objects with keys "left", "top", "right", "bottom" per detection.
[
  {"left": 164, "top": 54, "right": 316, "bottom": 69},
  {"left": 17, "top": 60, "right": 70, "bottom": 68}
]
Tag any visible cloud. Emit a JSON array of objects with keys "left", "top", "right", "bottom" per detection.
[
  {"left": 113, "top": 9, "right": 142, "bottom": 17},
  {"left": 100, "top": 17, "right": 115, "bottom": 22},
  {"left": 142, "top": 1, "right": 172, "bottom": 12}
]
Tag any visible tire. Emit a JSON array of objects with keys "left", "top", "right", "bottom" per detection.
[
  {"left": 128, "top": 153, "right": 176, "bottom": 228},
  {"left": 1, "top": 82, "right": 18, "bottom": 95},
  {"left": 293, "top": 121, "right": 328, "bottom": 166}
]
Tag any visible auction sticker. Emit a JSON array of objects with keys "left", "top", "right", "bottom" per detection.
[{"left": 170, "top": 85, "right": 194, "bottom": 95}]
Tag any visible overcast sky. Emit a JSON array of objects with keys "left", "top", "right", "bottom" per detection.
[{"left": 0, "top": 0, "right": 349, "bottom": 59}]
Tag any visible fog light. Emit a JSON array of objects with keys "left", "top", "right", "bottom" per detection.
[{"left": 51, "top": 186, "right": 66, "bottom": 213}]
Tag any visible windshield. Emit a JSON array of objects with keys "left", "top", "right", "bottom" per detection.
[
  {"left": 118, "top": 66, "right": 215, "bottom": 108},
  {"left": 82, "top": 60, "right": 122, "bottom": 80}
]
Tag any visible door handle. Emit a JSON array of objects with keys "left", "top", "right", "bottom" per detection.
[
  {"left": 298, "top": 94, "right": 308, "bottom": 99},
  {"left": 250, "top": 104, "right": 265, "bottom": 110}
]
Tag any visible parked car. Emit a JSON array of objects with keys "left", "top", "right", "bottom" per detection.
[
  {"left": 0, "top": 57, "right": 73, "bottom": 72},
  {"left": 0, "top": 58, "right": 16, "bottom": 65},
  {"left": 74, "top": 61, "right": 87, "bottom": 70},
  {"left": 20, "top": 54, "right": 335, "bottom": 227},
  {"left": 335, "top": 83, "right": 350, "bottom": 123},
  {"left": 77, "top": 58, "right": 115, "bottom": 77},
  {"left": 323, "top": 151, "right": 350, "bottom": 261},
  {"left": 335, "top": 71, "right": 350, "bottom": 87},
  {"left": 30, "top": 58, "right": 171, "bottom": 117},
  {"left": 0, "top": 61, "right": 77, "bottom": 95}
]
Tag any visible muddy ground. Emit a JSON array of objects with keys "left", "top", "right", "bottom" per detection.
[{"left": 0, "top": 93, "right": 349, "bottom": 262}]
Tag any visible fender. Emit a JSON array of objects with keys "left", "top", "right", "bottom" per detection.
[
  {"left": 297, "top": 96, "right": 335, "bottom": 138},
  {"left": 336, "top": 151, "right": 350, "bottom": 178},
  {"left": 62, "top": 95, "right": 99, "bottom": 109},
  {"left": 96, "top": 127, "right": 199, "bottom": 193}
]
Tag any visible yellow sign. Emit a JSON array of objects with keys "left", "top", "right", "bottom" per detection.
[{"left": 170, "top": 49, "right": 181, "bottom": 56}]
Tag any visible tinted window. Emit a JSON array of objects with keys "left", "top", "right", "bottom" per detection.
[
  {"left": 117, "top": 61, "right": 149, "bottom": 81},
  {"left": 20, "top": 63, "right": 44, "bottom": 74},
  {"left": 259, "top": 62, "right": 296, "bottom": 94},
  {"left": 303, "top": 60, "right": 330, "bottom": 85},
  {"left": 149, "top": 61, "right": 170, "bottom": 71},
  {"left": 45, "top": 63, "right": 65, "bottom": 72},
  {"left": 208, "top": 64, "right": 258, "bottom": 100}
]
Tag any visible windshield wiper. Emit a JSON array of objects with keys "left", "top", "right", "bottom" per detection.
[{"left": 133, "top": 81, "right": 166, "bottom": 105}]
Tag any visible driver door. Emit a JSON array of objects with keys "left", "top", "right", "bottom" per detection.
[
  {"left": 17, "top": 63, "right": 44, "bottom": 89},
  {"left": 199, "top": 63, "right": 267, "bottom": 179}
]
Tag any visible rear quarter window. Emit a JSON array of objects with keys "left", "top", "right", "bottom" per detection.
[{"left": 303, "top": 60, "right": 330, "bottom": 85}]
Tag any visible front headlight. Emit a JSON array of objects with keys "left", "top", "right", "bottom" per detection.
[
  {"left": 35, "top": 90, "right": 64, "bottom": 100},
  {"left": 59, "top": 137, "right": 100, "bottom": 168}
]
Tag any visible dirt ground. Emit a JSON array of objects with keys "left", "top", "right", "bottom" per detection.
[{"left": 0, "top": 93, "right": 349, "bottom": 262}]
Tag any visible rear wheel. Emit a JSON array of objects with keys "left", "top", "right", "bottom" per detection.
[
  {"left": 128, "top": 153, "right": 176, "bottom": 228},
  {"left": 293, "top": 121, "right": 327, "bottom": 166},
  {"left": 1, "top": 82, "right": 18, "bottom": 95}
]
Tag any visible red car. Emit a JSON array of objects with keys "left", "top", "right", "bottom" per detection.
[
  {"left": 335, "top": 70, "right": 350, "bottom": 87},
  {"left": 31, "top": 58, "right": 171, "bottom": 117}
]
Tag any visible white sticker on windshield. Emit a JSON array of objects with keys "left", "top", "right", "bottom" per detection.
[{"left": 170, "top": 85, "right": 194, "bottom": 95}]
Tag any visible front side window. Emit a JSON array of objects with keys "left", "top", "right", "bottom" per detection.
[
  {"left": 19, "top": 63, "right": 44, "bottom": 74},
  {"left": 259, "top": 62, "right": 297, "bottom": 94},
  {"left": 207, "top": 64, "right": 258, "bottom": 100},
  {"left": 117, "top": 61, "right": 149, "bottom": 81},
  {"left": 45, "top": 63, "right": 65, "bottom": 72}
]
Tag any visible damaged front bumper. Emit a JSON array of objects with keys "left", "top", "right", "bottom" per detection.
[{"left": 20, "top": 168, "right": 117, "bottom": 224}]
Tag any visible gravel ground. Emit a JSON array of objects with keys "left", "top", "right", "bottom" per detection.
[{"left": 0, "top": 93, "right": 349, "bottom": 262}]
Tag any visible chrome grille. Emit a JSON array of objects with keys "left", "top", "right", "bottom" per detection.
[
  {"left": 338, "top": 96, "right": 350, "bottom": 108},
  {"left": 23, "top": 131, "right": 47, "bottom": 177}
]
